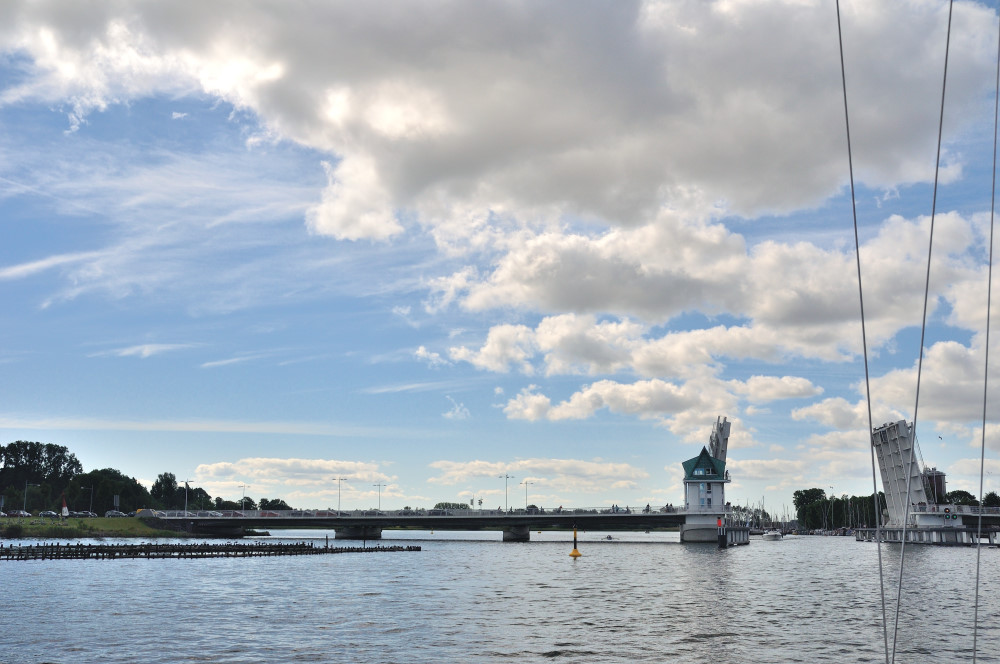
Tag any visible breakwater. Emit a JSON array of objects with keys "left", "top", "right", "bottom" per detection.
[{"left": 0, "top": 541, "right": 421, "bottom": 561}]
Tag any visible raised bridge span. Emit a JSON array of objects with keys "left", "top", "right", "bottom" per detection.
[{"left": 150, "top": 507, "right": 734, "bottom": 542}]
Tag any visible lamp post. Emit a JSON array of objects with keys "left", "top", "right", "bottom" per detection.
[
  {"left": 373, "top": 483, "right": 384, "bottom": 512},
  {"left": 498, "top": 474, "right": 514, "bottom": 512},
  {"left": 23, "top": 481, "right": 39, "bottom": 515},
  {"left": 183, "top": 479, "right": 192, "bottom": 516},
  {"left": 828, "top": 486, "right": 835, "bottom": 530},
  {"left": 240, "top": 483, "right": 250, "bottom": 513},
  {"left": 336, "top": 477, "right": 347, "bottom": 514},
  {"left": 81, "top": 485, "right": 94, "bottom": 514},
  {"left": 520, "top": 480, "right": 534, "bottom": 510}
]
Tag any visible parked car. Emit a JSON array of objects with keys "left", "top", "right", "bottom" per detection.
[
  {"left": 104, "top": 510, "right": 126, "bottom": 518},
  {"left": 38, "top": 510, "right": 59, "bottom": 518},
  {"left": 8, "top": 510, "right": 31, "bottom": 518}
]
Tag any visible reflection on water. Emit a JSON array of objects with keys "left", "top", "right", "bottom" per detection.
[{"left": 2, "top": 533, "right": 998, "bottom": 663}]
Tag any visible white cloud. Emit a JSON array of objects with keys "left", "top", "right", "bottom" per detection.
[
  {"left": 449, "top": 323, "right": 536, "bottom": 374},
  {"left": 737, "top": 375, "right": 823, "bottom": 403},
  {"left": 428, "top": 457, "right": 649, "bottom": 495},
  {"left": 90, "top": 343, "right": 197, "bottom": 359},
  {"left": 442, "top": 396, "right": 470, "bottom": 420},
  {"left": 305, "top": 157, "right": 402, "bottom": 241},
  {"left": 194, "top": 457, "right": 397, "bottom": 504},
  {"left": 414, "top": 345, "right": 449, "bottom": 367},
  {"left": 2, "top": 1, "right": 994, "bottom": 237}
]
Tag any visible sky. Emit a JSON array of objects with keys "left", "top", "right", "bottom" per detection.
[{"left": 2, "top": 0, "right": 1000, "bottom": 516}]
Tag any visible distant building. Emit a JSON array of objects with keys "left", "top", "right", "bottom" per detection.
[
  {"left": 923, "top": 467, "right": 947, "bottom": 503},
  {"left": 679, "top": 416, "right": 732, "bottom": 542}
]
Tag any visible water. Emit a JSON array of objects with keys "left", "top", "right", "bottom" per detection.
[{"left": 2, "top": 531, "right": 998, "bottom": 663}]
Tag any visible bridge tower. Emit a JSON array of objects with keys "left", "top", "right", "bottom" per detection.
[
  {"left": 680, "top": 417, "right": 733, "bottom": 543},
  {"left": 871, "top": 420, "right": 958, "bottom": 529}
]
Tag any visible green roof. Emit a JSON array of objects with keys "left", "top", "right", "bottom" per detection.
[{"left": 682, "top": 446, "right": 726, "bottom": 480}]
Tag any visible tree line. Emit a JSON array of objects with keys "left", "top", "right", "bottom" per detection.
[
  {"left": 0, "top": 441, "right": 290, "bottom": 515},
  {"left": 792, "top": 487, "right": 1000, "bottom": 530}
]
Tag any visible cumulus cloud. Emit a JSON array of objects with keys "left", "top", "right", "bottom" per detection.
[
  {"left": 3, "top": 0, "right": 1000, "bottom": 505},
  {"left": 194, "top": 457, "right": 403, "bottom": 506},
  {"left": 414, "top": 345, "right": 449, "bottom": 367},
  {"left": 428, "top": 457, "right": 649, "bottom": 495},
  {"left": 195, "top": 457, "right": 393, "bottom": 491},
  {"left": 2, "top": 2, "right": 995, "bottom": 235}
]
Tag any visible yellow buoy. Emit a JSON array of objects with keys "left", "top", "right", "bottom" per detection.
[{"left": 570, "top": 526, "right": 582, "bottom": 558}]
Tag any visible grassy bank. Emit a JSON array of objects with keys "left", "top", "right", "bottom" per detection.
[{"left": 1, "top": 517, "right": 182, "bottom": 540}]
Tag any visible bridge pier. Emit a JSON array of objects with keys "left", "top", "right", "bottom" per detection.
[
  {"left": 681, "top": 515, "right": 726, "bottom": 543},
  {"left": 335, "top": 525, "right": 382, "bottom": 540},
  {"left": 502, "top": 525, "right": 530, "bottom": 542}
]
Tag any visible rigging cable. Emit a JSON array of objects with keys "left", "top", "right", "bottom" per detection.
[
  {"left": 972, "top": 7, "right": 1000, "bottom": 662},
  {"left": 893, "top": 2, "right": 954, "bottom": 662},
  {"left": 834, "top": 2, "right": 889, "bottom": 662}
]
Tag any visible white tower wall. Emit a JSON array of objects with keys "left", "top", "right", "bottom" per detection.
[{"left": 872, "top": 420, "right": 929, "bottom": 526}]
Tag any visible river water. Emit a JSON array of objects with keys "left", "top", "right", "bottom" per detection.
[{"left": 2, "top": 530, "right": 998, "bottom": 663}]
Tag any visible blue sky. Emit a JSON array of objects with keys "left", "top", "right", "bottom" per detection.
[{"left": 2, "top": 0, "right": 1000, "bottom": 515}]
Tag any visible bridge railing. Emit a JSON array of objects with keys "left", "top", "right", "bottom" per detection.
[
  {"left": 157, "top": 505, "right": 701, "bottom": 519},
  {"left": 909, "top": 504, "right": 1000, "bottom": 515}
]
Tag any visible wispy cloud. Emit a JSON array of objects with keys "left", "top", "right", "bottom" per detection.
[
  {"left": 442, "top": 396, "right": 470, "bottom": 420},
  {"left": 361, "top": 380, "right": 466, "bottom": 395},
  {"left": 0, "top": 415, "right": 399, "bottom": 437},
  {"left": 90, "top": 343, "right": 199, "bottom": 359},
  {"left": 0, "top": 251, "right": 104, "bottom": 280}
]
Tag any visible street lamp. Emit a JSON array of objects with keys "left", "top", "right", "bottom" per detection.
[
  {"left": 520, "top": 480, "right": 534, "bottom": 510},
  {"left": 336, "top": 477, "right": 347, "bottom": 514},
  {"left": 182, "top": 479, "right": 192, "bottom": 516},
  {"left": 828, "top": 486, "right": 835, "bottom": 530},
  {"left": 23, "top": 481, "right": 39, "bottom": 515},
  {"left": 240, "top": 483, "right": 250, "bottom": 512},
  {"left": 498, "top": 474, "right": 515, "bottom": 512},
  {"left": 373, "top": 483, "right": 384, "bottom": 512},
  {"left": 81, "top": 485, "right": 94, "bottom": 514}
]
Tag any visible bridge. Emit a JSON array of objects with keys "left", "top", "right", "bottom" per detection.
[
  {"left": 150, "top": 506, "right": 743, "bottom": 542},
  {"left": 149, "top": 417, "right": 751, "bottom": 545}
]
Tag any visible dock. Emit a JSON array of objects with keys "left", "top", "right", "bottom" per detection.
[{"left": 0, "top": 541, "right": 421, "bottom": 561}]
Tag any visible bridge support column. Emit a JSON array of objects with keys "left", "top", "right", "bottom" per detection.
[
  {"left": 681, "top": 514, "right": 724, "bottom": 543},
  {"left": 335, "top": 525, "right": 382, "bottom": 540},
  {"left": 502, "top": 525, "right": 530, "bottom": 542}
]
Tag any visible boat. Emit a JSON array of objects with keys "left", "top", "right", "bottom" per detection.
[{"left": 761, "top": 529, "right": 782, "bottom": 541}]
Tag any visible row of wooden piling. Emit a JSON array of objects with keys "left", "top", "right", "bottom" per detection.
[{"left": 0, "top": 541, "right": 421, "bottom": 561}]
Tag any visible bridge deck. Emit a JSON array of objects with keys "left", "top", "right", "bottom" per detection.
[{"left": 149, "top": 507, "right": 725, "bottom": 534}]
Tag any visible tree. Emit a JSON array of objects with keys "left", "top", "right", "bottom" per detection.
[
  {"left": 983, "top": 491, "right": 1000, "bottom": 507},
  {"left": 0, "top": 441, "right": 82, "bottom": 488},
  {"left": 0, "top": 441, "right": 83, "bottom": 512},
  {"left": 69, "top": 468, "right": 153, "bottom": 514},
  {"left": 946, "top": 490, "right": 979, "bottom": 506},
  {"left": 792, "top": 488, "right": 827, "bottom": 529},
  {"left": 792, "top": 488, "right": 827, "bottom": 511},
  {"left": 150, "top": 473, "right": 179, "bottom": 507},
  {"left": 259, "top": 498, "right": 291, "bottom": 510},
  {"left": 434, "top": 502, "right": 469, "bottom": 511}
]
